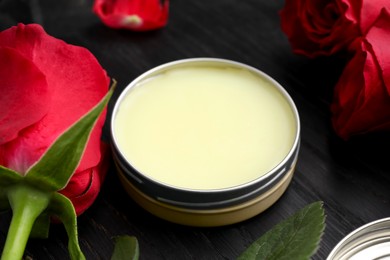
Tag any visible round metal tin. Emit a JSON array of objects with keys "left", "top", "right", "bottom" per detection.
[
  {"left": 110, "top": 58, "right": 300, "bottom": 226},
  {"left": 327, "top": 217, "right": 390, "bottom": 260}
]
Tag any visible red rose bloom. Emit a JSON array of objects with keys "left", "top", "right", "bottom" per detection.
[
  {"left": 331, "top": 9, "right": 390, "bottom": 139},
  {"left": 280, "top": 0, "right": 390, "bottom": 58},
  {"left": 93, "top": 0, "right": 169, "bottom": 31},
  {"left": 281, "top": 0, "right": 390, "bottom": 138},
  {"left": 280, "top": 0, "right": 360, "bottom": 57},
  {"left": 0, "top": 23, "right": 110, "bottom": 215}
]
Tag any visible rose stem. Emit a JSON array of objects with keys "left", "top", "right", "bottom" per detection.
[{"left": 1, "top": 185, "right": 50, "bottom": 260}]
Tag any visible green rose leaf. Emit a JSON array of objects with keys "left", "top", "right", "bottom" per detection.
[
  {"left": 25, "top": 84, "right": 115, "bottom": 191},
  {"left": 237, "top": 201, "right": 325, "bottom": 260},
  {"left": 111, "top": 236, "right": 139, "bottom": 260}
]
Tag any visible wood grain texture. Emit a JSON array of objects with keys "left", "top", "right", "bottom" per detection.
[{"left": 1, "top": 0, "right": 390, "bottom": 259}]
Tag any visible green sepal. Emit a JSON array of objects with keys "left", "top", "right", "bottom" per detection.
[
  {"left": 49, "top": 192, "right": 85, "bottom": 260},
  {"left": 237, "top": 201, "right": 325, "bottom": 260},
  {"left": 0, "top": 165, "right": 23, "bottom": 186},
  {"left": 111, "top": 236, "right": 139, "bottom": 260},
  {"left": 30, "top": 213, "right": 51, "bottom": 238},
  {"left": 0, "top": 166, "right": 23, "bottom": 211},
  {"left": 25, "top": 84, "right": 115, "bottom": 191}
]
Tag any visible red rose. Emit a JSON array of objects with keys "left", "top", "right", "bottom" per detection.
[
  {"left": 331, "top": 9, "right": 390, "bottom": 139},
  {"left": 280, "top": 0, "right": 360, "bottom": 57},
  {"left": 0, "top": 23, "right": 110, "bottom": 215},
  {"left": 93, "top": 0, "right": 169, "bottom": 31},
  {"left": 280, "top": 0, "right": 390, "bottom": 58}
]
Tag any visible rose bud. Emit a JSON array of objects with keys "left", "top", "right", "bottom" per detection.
[{"left": 93, "top": 0, "right": 169, "bottom": 31}]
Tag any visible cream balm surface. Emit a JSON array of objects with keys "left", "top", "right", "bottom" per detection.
[{"left": 114, "top": 66, "right": 297, "bottom": 190}]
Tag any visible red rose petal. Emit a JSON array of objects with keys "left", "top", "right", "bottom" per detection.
[
  {"left": 331, "top": 42, "right": 367, "bottom": 139},
  {"left": 331, "top": 39, "right": 390, "bottom": 139},
  {"left": 0, "top": 47, "right": 49, "bottom": 145},
  {"left": 365, "top": 8, "right": 390, "bottom": 95},
  {"left": 0, "top": 24, "right": 110, "bottom": 173},
  {"left": 60, "top": 142, "right": 109, "bottom": 215},
  {"left": 360, "top": 0, "right": 390, "bottom": 34}
]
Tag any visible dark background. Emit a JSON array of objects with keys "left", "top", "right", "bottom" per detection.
[{"left": 1, "top": 0, "right": 390, "bottom": 259}]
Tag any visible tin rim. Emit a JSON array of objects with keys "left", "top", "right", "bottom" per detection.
[
  {"left": 327, "top": 217, "right": 390, "bottom": 260},
  {"left": 110, "top": 58, "right": 300, "bottom": 209}
]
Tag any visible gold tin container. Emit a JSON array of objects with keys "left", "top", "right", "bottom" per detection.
[
  {"left": 110, "top": 58, "right": 300, "bottom": 227},
  {"left": 327, "top": 217, "right": 390, "bottom": 260}
]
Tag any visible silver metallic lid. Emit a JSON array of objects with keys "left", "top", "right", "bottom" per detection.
[{"left": 327, "top": 217, "right": 390, "bottom": 260}]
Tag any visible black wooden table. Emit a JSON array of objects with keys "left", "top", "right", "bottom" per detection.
[{"left": 1, "top": 0, "right": 390, "bottom": 259}]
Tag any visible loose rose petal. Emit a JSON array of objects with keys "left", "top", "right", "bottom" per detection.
[
  {"left": 93, "top": 0, "right": 169, "bottom": 31},
  {"left": 0, "top": 47, "right": 49, "bottom": 145}
]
